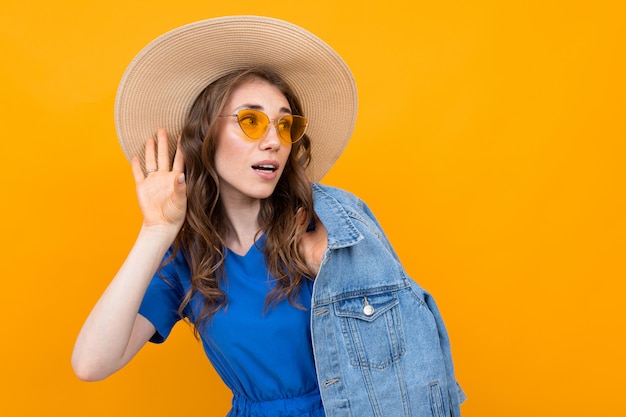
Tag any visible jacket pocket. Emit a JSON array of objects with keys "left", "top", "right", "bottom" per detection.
[{"left": 334, "top": 291, "right": 406, "bottom": 369}]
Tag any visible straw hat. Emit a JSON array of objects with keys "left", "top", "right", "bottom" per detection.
[{"left": 114, "top": 15, "right": 357, "bottom": 182}]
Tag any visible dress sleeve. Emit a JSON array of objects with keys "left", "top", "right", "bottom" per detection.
[{"left": 138, "top": 250, "right": 188, "bottom": 343}]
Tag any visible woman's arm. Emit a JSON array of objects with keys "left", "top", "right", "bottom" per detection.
[{"left": 71, "top": 129, "right": 186, "bottom": 381}]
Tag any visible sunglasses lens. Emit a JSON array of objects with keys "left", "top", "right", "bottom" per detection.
[
  {"left": 235, "top": 109, "right": 307, "bottom": 143},
  {"left": 278, "top": 115, "right": 308, "bottom": 143},
  {"left": 236, "top": 109, "right": 269, "bottom": 139}
]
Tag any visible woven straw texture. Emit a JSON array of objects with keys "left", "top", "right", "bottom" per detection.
[{"left": 114, "top": 15, "right": 357, "bottom": 182}]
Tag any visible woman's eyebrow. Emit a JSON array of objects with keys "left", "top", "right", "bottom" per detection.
[
  {"left": 239, "top": 103, "right": 263, "bottom": 110},
  {"left": 235, "top": 103, "right": 293, "bottom": 114}
]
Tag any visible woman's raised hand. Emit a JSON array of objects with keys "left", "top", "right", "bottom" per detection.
[
  {"left": 72, "top": 129, "right": 186, "bottom": 381},
  {"left": 131, "top": 129, "right": 187, "bottom": 233}
]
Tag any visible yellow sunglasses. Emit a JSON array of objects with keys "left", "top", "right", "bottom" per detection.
[{"left": 220, "top": 109, "right": 308, "bottom": 145}]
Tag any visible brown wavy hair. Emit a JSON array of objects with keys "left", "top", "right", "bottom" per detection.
[{"left": 170, "top": 68, "right": 314, "bottom": 332}]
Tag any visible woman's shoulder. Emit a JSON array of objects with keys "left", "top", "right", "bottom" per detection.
[
  {"left": 159, "top": 247, "right": 192, "bottom": 283},
  {"left": 311, "top": 182, "right": 385, "bottom": 233},
  {"left": 311, "top": 182, "right": 378, "bottom": 228},
  {"left": 311, "top": 182, "right": 362, "bottom": 206}
]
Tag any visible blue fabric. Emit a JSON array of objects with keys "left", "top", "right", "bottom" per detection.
[
  {"left": 139, "top": 235, "right": 324, "bottom": 417},
  {"left": 138, "top": 182, "right": 465, "bottom": 416}
]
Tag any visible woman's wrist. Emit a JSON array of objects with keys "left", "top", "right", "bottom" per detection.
[{"left": 137, "top": 223, "right": 180, "bottom": 249}]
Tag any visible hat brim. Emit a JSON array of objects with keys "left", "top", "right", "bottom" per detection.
[{"left": 114, "top": 15, "right": 357, "bottom": 182}]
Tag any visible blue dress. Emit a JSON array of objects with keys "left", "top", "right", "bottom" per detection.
[{"left": 139, "top": 235, "right": 325, "bottom": 417}]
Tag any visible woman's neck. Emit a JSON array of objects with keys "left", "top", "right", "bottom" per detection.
[{"left": 221, "top": 197, "right": 262, "bottom": 256}]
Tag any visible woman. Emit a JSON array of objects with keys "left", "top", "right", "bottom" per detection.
[{"left": 72, "top": 16, "right": 465, "bottom": 417}]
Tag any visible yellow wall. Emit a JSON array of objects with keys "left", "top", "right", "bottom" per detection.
[{"left": 1, "top": 0, "right": 624, "bottom": 415}]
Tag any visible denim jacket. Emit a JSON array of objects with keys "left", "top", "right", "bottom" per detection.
[{"left": 310, "top": 183, "right": 466, "bottom": 417}]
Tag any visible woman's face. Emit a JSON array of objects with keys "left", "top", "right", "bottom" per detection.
[{"left": 213, "top": 78, "right": 293, "bottom": 205}]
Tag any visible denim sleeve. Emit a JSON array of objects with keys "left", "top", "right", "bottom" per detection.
[{"left": 422, "top": 288, "right": 468, "bottom": 409}]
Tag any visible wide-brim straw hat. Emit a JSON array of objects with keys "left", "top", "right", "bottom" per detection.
[{"left": 114, "top": 15, "right": 357, "bottom": 182}]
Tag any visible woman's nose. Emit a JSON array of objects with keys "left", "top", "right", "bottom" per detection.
[{"left": 258, "top": 122, "right": 283, "bottom": 150}]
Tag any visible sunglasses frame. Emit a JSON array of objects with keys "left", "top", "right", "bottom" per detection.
[{"left": 219, "top": 109, "right": 308, "bottom": 145}]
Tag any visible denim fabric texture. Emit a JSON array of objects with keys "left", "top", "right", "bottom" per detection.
[{"left": 310, "top": 183, "right": 466, "bottom": 417}]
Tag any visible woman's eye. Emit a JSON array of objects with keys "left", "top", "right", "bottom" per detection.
[
  {"left": 278, "top": 118, "right": 292, "bottom": 130},
  {"left": 240, "top": 115, "right": 257, "bottom": 126}
]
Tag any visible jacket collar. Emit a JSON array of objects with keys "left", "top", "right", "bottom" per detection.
[{"left": 312, "top": 183, "right": 364, "bottom": 249}]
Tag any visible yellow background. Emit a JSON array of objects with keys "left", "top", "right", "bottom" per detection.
[{"left": 1, "top": 0, "right": 624, "bottom": 415}]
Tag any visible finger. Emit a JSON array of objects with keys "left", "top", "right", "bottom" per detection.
[
  {"left": 144, "top": 137, "right": 157, "bottom": 173},
  {"left": 131, "top": 157, "right": 145, "bottom": 183},
  {"left": 172, "top": 136, "right": 185, "bottom": 173},
  {"left": 157, "top": 128, "right": 170, "bottom": 172}
]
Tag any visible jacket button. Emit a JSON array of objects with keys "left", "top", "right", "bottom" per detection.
[{"left": 363, "top": 305, "right": 375, "bottom": 316}]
